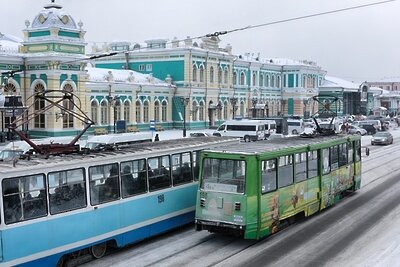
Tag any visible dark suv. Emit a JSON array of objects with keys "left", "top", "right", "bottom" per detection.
[{"left": 359, "top": 124, "right": 377, "bottom": 135}]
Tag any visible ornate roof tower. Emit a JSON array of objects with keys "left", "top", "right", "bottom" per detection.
[{"left": 21, "top": 0, "right": 86, "bottom": 55}]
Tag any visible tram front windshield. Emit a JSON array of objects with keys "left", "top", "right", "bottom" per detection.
[{"left": 201, "top": 158, "right": 245, "bottom": 194}]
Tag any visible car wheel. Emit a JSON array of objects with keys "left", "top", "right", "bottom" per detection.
[
  {"left": 244, "top": 135, "right": 251, "bottom": 142},
  {"left": 371, "top": 142, "right": 374, "bottom": 145},
  {"left": 292, "top": 129, "right": 298, "bottom": 135},
  {"left": 356, "top": 131, "right": 361, "bottom": 135}
]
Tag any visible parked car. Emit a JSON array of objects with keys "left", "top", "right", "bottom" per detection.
[
  {"left": 358, "top": 124, "right": 377, "bottom": 135},
  {"left": 347, "top": 125, "right": 367, "bottom": 135},
  {"left": 189, "top": 132, "right": 211, "bottom": 137},
  {"left": 371, "top": 132, "right": 393, "bottom": 145}
]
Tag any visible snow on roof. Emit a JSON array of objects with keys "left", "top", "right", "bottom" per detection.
[
  {"left": 237, "top": 54, "right": 319, "bottom": 67},
  {"left": 0, "top": 33, "right": 21, "bottom": 54},
  {"left": 320, "top": 76, "right": 360, "bottom": 89},
  {"left": 30, "top": 2, "right": 78, "bottom": 31},
  {"left": 86, "top": 66, "right": 168, "bottom": 86}
]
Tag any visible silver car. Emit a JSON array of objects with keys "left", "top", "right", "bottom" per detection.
[
  {"left": 371, "top": 132, "right": 394, "bottom": 145},
  {"left": 348, "top": 125, "right": 367, "bottom": 135}
]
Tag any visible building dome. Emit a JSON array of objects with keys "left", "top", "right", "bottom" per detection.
[{"left": 30, "top": 0, "right": 78, "bottom": 31}]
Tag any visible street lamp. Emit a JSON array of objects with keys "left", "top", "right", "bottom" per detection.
[
  {"left": 229, "top": 97, "right": 238, "bottom": 119},
  {"left": 252, "top": 97, "right": 258, "bottom": 118},
  {"left": 181, "top": 97, "right": 190, "bottom": 137}
]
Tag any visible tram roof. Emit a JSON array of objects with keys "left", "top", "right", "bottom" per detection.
[
  {"left": 204, "top": 134, "right": 359, "bottom": 155},
  {"left": 0, "top": 136, "right": 238, "bottom": 171}
]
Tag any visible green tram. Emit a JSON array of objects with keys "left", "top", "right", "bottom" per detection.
[{"left": 195, "top": 134, "right": 362, "bottom": 239}]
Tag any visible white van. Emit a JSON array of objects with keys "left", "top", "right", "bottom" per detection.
[
  {"left": 84, "top": 132, "right": 153, "bottom": 150},
  {"left": 287, "top": 119, "right": 304, "bottom": 135},
  {"left": 263, "top": 120, "right": 277, "bottom": 138},
  {"left": 0, "top": 141, "right": 32, "bottom": 161},
  {"left": 213, "top": 120, "right": 265, "bottom": 142}
]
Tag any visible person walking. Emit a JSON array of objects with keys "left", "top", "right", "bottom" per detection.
[{"left": 154, "top": 134, "right": 160, "bottom": 142}]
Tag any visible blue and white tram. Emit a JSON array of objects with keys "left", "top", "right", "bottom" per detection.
[{"left": 0, "top": 136, "right": 237, "bottom": 266}]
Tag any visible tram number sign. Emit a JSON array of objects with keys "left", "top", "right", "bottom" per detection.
[{"left": 158, "top": 194, "right": 164, "bottom": 203}]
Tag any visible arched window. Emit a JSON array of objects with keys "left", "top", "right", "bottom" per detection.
[
  {"left": 224, "top": 69, "right": 228, "bottom": 84},
  {"left": 135, "top": 100, "right": 141, "bottom": 123},
  {"left": 252, "top": 73, "right": 256, "bottom": 86},
  {"left": 3, "top": 83, "right": 16, "bottom": 95},
  {"left": 218, "top": 68, "right": 222, "bottom": 84},
  {"left": 210, "top": 67, "right": 214, "bottom": 83},
  {"left": 62, "top": 84, "right": 74, "bottom": 128},
  {"left": 124, "top": 101, "right": 130, "bottom": 123},
  {"left": 271, "top": 75, "right": 275, "bottom": 88},
  {"left": 303, "top": 75, "right": 307, "bottom": 88},
  {"left": 260, "top": 74, "right": 264, "bottom": 87},
  {"left": 192, "top": 101, "right": 198, "bottom": 121},
  {"left": 199, "top": 65, "right": 204, "bottom": 82},
  {"left": 143, "top": 100, "right": 149, "bottom": 122},
  {"left": 91, "top": 101, "right": 98, "bottom": 125},
  {"left": 34, "top": 83, "right": 46, "bottom": 128},
  {"left": 100, "top": 100, "right": 109, "bottom": 125},
  {"left": 266, "top": 75, "right": 270, "bottom": 87},
  {"left": 240, "top": 72, "right": 245, "bottom": 85},
  {"left": 199, "top": 101, "right": 204, "bottom": 121},
  {"left": 192, "top": 65, "right": 197, "bottom": 82},
  {"left": 233, "top": 71, "right": 237, "bottom": 85},
  {"left": 161, "top": 100, "right": 167, "bottom": 122},
  {"left": 154, "top": 101, "right": 160, "bottom": 122},
  {"left": 277, "top": 76, "right": 281, "bottom": 88},
  {"left": 223, "top": 101, "right": 228, "bottom": 120}
]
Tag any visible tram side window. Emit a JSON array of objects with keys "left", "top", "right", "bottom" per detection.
[
  {"left": 322, "top": 148, "right": 330, "bottom": 174},
  {"left": 193, "top": 150, "right": 201, "bottom": 181},
  {"left": 201, "top": 158, "right": 245, "bottom": 194},
  {"left": 48, "top": 168, "right": 86, "bottom": 215},
  {"left": 261, "top": 159, "right": 277, "bottom": 193},
  {"left": 338, "top": 143, "right": 348, "bottom": 167},
  {"left": 148, "top": 155, "right": 171, "bottom": 191},
  {"left": 308, "top": 151, "right": 318, "bottom": 178},
  {"left": 295, "top": 153, "right": 307, "bottom": 182},
  {"left": 278, "top": 155, "right": 293, "bottom": 188},
  {"left": 355, "top": 140, "right": 361, "bottom": 162},
  {"left": 330, "top": 146, "right": 339, "bottom": 171},
  {"left": 89, "top": 163, "right": 120, "bottom": 205},
  {"left": 120, "top": 159, "right": 147, "bottom": 198},
  {"left": 2, "top": 174, "right": 47, "bottom": 224},
  {"left": 348, "top": 142, "right": 354, "bottom": 164},
  {"left": 172, "top": 152, "right": 193, "bottom": 186}
]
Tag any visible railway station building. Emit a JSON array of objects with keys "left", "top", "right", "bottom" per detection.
[{"left": 0, "top": 1, "right": 375, "bottom": 138}]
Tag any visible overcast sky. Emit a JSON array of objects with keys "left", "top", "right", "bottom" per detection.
[{"left": 2, "top": 0, "right": 399, "bottom": 82}]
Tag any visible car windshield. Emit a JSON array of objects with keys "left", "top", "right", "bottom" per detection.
[{"left": 374, "top": 132, "right": 390, "bottom": 137}]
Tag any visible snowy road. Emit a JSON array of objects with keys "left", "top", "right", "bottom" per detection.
[{"left": 81, "top": 128, "right": 400, "bottom": 267}]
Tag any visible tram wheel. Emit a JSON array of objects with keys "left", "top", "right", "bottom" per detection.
[{"left": 91, "top": 242, "right": 107, "bottom": 259}]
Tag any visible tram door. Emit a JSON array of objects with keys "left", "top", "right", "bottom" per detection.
[{"left": 260, "top": 159, "right": 280, "bottom": 235}]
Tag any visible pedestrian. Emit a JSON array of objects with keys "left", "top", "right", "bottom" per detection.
[{"left": 154, "top": 134, "right": 160, "bottom": 142}]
